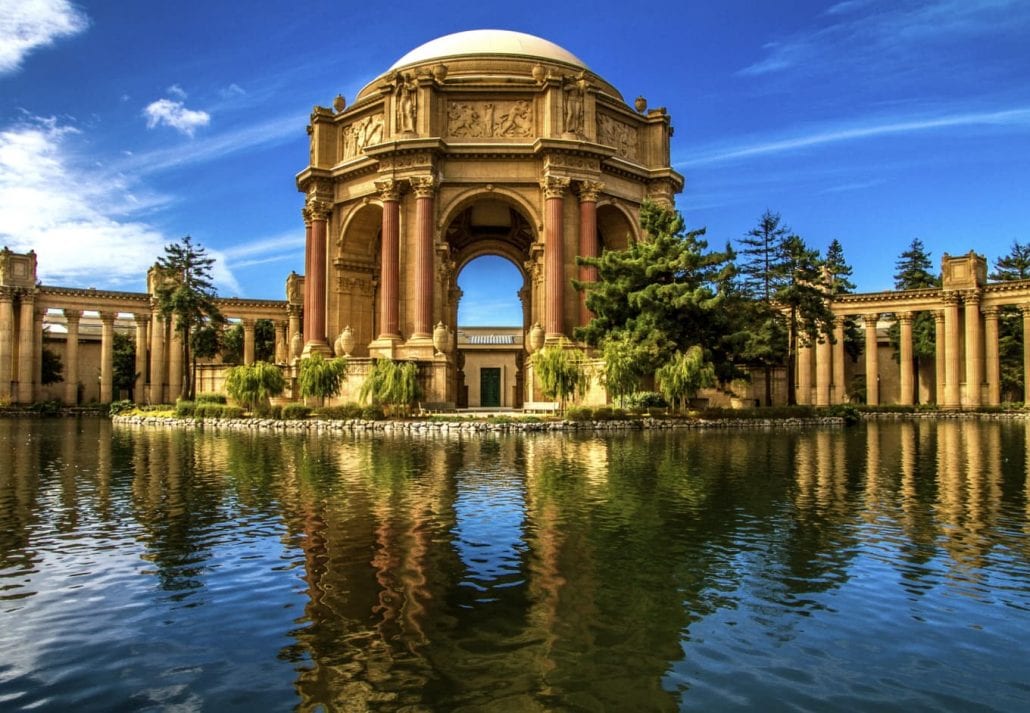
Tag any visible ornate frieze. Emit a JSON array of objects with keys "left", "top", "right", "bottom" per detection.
[
  {"left": 597, "top": 114, "right": 639, "bottom": 161},
  {"left": 377, "top": 152, "right": 434, "bottom": 172},
  {"left": 341, "top": 113, "right": 384, "bottom": 159},
  {"left": 543, "top": 154, "right": 600, "bottom": 174},
  {"left": 447, "top": 99, "right": 533, "bottom": 138},
  {"left": 336, "top": 275, "right": 375, "bottom": 295}
]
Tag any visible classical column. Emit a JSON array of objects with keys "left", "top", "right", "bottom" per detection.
[
  {"left": 944, "top": 294, "right": 961, "bottom": 408},
  {"left": 168, "top": 315, "right": 183, "bottom": 401},
  {"left": 816, "top": 332, "right": 832, "bottom": 406},
  {"left": 33, "top": 308, "right": 43, "bottom": 397},
  {"left": 832, "top": 316, "right": 846, "bottom": 403},
  {"left": 99, "top": 311, "right": 115, "bottom": 403},
  {"left": 242, "top": 318, "right": 256, "bottom": 364},
  {"left": 376, "top": 179, "right": 401, "bottom": 340},
  {"left": 863, "top": 313, "right": 879, "bottom": 406},
  {"left": 63, "top": 309, "right": 81, "bottom": 406},
  {"left": 411, "top": 175, "right": 436, "bottom": 339},
  {"left": 302, "top": 207, "right": 312, "bottom": 343},
  {"left": 275, "top": 320, "right": 288, "bottom": 363},
  {"left": 287, "top": 305, "right": 302, "bottom": 360},
  {"left": 1024, "top": 305, "right": 1030, "bottom": 406},
  {"left": 541, "top": 175, "right": 570, "bottom": 339},
  {"left": 577, "top": 181, "right": 603, "bottom": 327},
  {"left": 964, "top": 291, "right": 982, "bottom": 408},
  {"left": 0, "top": 290, "right": 12, "bottom": 401},
  {"left": 983, "top": 306, "right": 1000, "bottom": 406},
  {"left": 306, "top": 200, "right": 331, "bottom": 351},
  {"left": 933, "top": 310, "right": 946, "bottom": 405},
  {"left": 149, "top": 309, "right": 166, "bottom": 404},
  {"left": 17, "top": 293, "right": 36, "bottom": 403},
  {"left": 134, "top": 314, "right": 149, "bottom": 404},
  {"left": 797, "top": 339, "right": 812, "bottom": 405},
  {"left": 898, "top": 311, "right": 914, "bottom": 406}
]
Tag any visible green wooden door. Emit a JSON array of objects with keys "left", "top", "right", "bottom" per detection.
[{"left": 480, "top": 368, "right": 501, "bottom": 407}]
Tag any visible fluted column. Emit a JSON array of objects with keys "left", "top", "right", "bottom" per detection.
[
  {"left": 577, "top": 181, "right": 603, "bottom": 327},
  {"left": 149, "top": 308, "right": 165, "bottom": 403},
  {"left": 944, "top": 294, "right": 961, "bottom": 408},
  {"left": 168, "top": 315, "right": 183, "bottom": 401},
  {"left": 863, "top": 313, "right": 879, "bottom": 406},
  {"left": 933, "top": 310, "right": 945, "bottom": 405},
  {"left": 306, "top": 200, "right": 331, "bottom": 351},
  {"left": 376, "top": 179, "right": 401, "bottom": 340},
  {"left": 797, "top": 339, "right": 812, "bottom": 405},
  {"left": 898, "top": 311, "right": 914, "bottom": 406},
  {"left": 133, "top": 314, "right": 149, "bottom": 404},
  {"left": 275, "top": 320, "right": 288, "bottom": 363},
  {"left": 964, "top": 291, "right": 982, "bottom": 407},
  {"left": 411, "top": 175, "right": 436, "bottom": 338},
  {"left": 983, "top": 306, "right": 1000, "bottom": 406},
  {"left": 33, "top": 308, "right": 43, "bottom": 397},
  {"left": 0, "top": 290, "right": 12, "bottom": 401},
  {"left": 287, "top": 306, "right": 302, "bottom": 360},
  {"left": 242, "top": 318, "right": 256, "bottom": 364},
  {"left": 17, "top": 293, "right": 36, "bottom": 403},
  {"left": 63, "top": 309, "right": 81, "bottom": 406},
  {"left": 816, "top": 332, "right": 832, "bottom": 406},
  {"left": 302, "top": 207, "right": 312, "bottom": 343},
  {"left": 99, "top": 311, "right": 115, "bottom": 403},
  {"left": 832, "top": 316, "right": 846, "bottom": 403},
  {"left": 541, "top": 175, "right": 570, "bottom": 339}
]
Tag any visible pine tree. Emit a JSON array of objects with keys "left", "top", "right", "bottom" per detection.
[
  {"left": 889, "top": 238, "right": 940, "bottom": 402},
  {"left": 824, "top": 238, "right": 862, "bottom": 362},
  {"left": 990, "top": 241, "right": 1030, "bottom": 400},
  {"left": 738, "top": 210, "right": 788, "bottom": 302},
  {"left": 894, "top": 238, "right": 939, "bottom": 290},
  {"left": 154, "top": 236, "right": 224, "bottom": 401},
  {"left": 990, "top": 241, "right": 1030, "bottom": 281}
]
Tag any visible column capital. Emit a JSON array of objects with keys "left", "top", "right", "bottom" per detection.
[
  {"left": 897, "top": 311, "right": 913, "bottom": 323},
  {"left": 982, "top": 305, "right": 1000, "bottom": 319},
  {"left": 98, "top": 310, "right": 116, "bottom": 324},
  {"left": 301, "top": 205, "right": 313, "bottom": 226},
  {"left": 63, "top": 308, "right": 82, "bottom": 324},
  {"left": 133, "top": 312, "right": 150, "bottom": 325},
  {"left": 375, "top": 178, "right": 402, "bottom": 202},
  {"left": 288, "top": 304, "right": 303, "bottom": 318},
  {"left": 933, "top": 309, "right": 945, "bottom": 323},
  {"left": 241, "top": 317, "right": 256, "bottom": 328},
  {"left": 540, "top": 175, "right": 571, "bottom": 199},
  {"left": 0, "top": 287, "right": 13, "bottom": 303},
  {"left": 961, "top": 289, "right": 981, "bottom": 306},
  {"left": 862, "top": 313, "right": 879, "bottom": 327},
  {"left": 577, "top": 180, "right": 604, "bottom": 203},
  {"left": 410, "top": 174, "right": 437, "bottom": 198},
  {"left": 306, "top": 198, "right": 332, "bottom": 221},
  {"left": 943, "top": 291, "right": 961, "bottom": 306}
]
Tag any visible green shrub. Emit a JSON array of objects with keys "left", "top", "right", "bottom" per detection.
[
  {"left": 360, "top": 404, "right": 385, "bottom": 420},
  {"left": 268, "top": 404, "right": 283, "bottom": 419},
  {"left": 109, "top": 399, "right": 135, "bottom": 416},
  {"left": 281, "top": 404, "right": 313, "bottom": 420},
  {"left": 826, "top": 403, "right": 861, "bottom": 425},
  {"left": 196, "top": 393, "right": 227, "bottom": 404},
  {"left": 221, "top": 405, "right": 244, "bottom": 419},
  {"left": 565, "top": 405, "right": 593, "bottom": 421},
  {"left": 224, "top": 361, "right": 286, "bottom": 414},
  {"left": 298, "top": 354, "right": 348, "bottom": 403},
  {"left": 29, "top": 400, "right": 61, "bottom": 416},
  {"left": 593, "top": 406, "right": 616, "bottom": 420},
  {"left": 358, "top": 358, "right": 421, "bottom": 414},
  {"left": 626, "top": 391, "right": 667, "bottom": 410},
  {"left": 175, "top": 400, "right": 195, "bottom": 418},
  {"left": 314, "top": 403, "right": 364, "bottom": 419}
]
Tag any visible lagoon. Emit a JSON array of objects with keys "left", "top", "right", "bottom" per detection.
[{"left": 1, "top": 417, "right": 1028, "bottom": 711}]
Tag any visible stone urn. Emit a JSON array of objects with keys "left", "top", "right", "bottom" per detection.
[
  {"left": 336, "top": 325, "right": 355, "bottom": 356},
  {"left": 290, "top": 331, "right": 303, "bottom": 359},
  {"left": 531, "top": 64, "right": 546, "bottom": 83},
  {"left": 433, "top": 322, "right": 450, "bottom": 355},
  {"left": 528, "top": 323, "right": 545, "bottom": 353},
  {"left": 634, "top": 95, "right": 647, "bottom": 113}
]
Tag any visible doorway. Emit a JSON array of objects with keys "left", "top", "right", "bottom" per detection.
[{"left": 480, "top": 368, "right": 501, "bottom": 407}]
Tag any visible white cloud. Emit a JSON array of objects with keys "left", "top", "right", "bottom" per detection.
[
  {"left": 166, "top": 83, "right": 187, "bottom": 99},
  {"left": 0, "top": 0, "right": 88, "bottom": 74},
  {"left": 143, "top": 98, "right": 210, "bottom": 136},
  {"left": 220, "top": 83, "right": 245, "bottom": 99},
  {"left": 0, "top": 116, "right": 240, "bottom": 294}
]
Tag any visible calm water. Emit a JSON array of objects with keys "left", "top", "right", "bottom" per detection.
[{"left": 1, "top": 419, "right": 1028, "bottom": 712}]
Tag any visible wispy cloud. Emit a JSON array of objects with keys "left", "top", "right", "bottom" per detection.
[
  {"left": 0, "top": 0, "right": 88, "bottom": 74},
  {"left": 220, "top": 232, "right": 304, "bottom": 272},
  {"left": 143, "top": 97, "right": 210, "bottom": 136},
  {"left": 0, "top": 115, "right": 240, "bottom": 294},
  {"left": 677, "top": 106, "right": 1030, "bottom": 167}
]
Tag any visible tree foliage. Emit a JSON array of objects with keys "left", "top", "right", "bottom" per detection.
[
  {"left": 991, "top": 241, "right": 1030, "bottom": 400},
  {"left": 41, "top": 346, "right": 63, "bottom": 386},
  {"left": 894, "top": 238, "right": 939, "bottom": 290},
  {"left": 154, "top": 236, "right": 224, "bottom": 400},
  {"left": 598, "top": 335, "right": 643, "bottom": 407},
  {"left": 298, "top": 353, "right": 348, "bottom": 403},
  {"left": 656, "top": 346, "right": 716, "bottom": 410},
  {"left": 358, "top": 358, "right": 421, "bottom": 413},
  {"left": 532, "top": 340, "right": 589, "bottom": 411},
  {"left": 824, "top": 239, "right": 862, "bottom": 362},
  {"left": 738, "top": 210, "right": 788, "bottom": 302},
  {"left": 224, "top": 361, "right": 286, "bottom": 414},
  {"left": 112, "top": 332, "right": 137, "bottom": 398},
  {"left": 887, "top": 238, "right": 940, "bottom": 402},
  {"left": 575, "top": 201, "right": 739, "bottom": 378}
]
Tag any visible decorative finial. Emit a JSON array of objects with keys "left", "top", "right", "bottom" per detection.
[
  {"left": 333, "top": 94, "right": 346, "bottom": 112},
  {"left": 634, "top": 96, "right": 647, "bottom": 113}
]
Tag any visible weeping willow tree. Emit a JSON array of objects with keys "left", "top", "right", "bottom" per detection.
[
  {"left": 358, "top": 358, "right": 421, "bottom": 415},
  {"left": 655, "top": 346, "right": 716, "bottom": 411},
  {"left": 224, "top": 361, "right": 286, "bottom": 414},
  {"left": 298, "top": 353, "right": 349, "bottom": 405},
  {"left": 532, "top": 340, "right": 589, "bottom": 412}
]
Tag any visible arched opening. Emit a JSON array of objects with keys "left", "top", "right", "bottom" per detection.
[
  {"left": 597, "top": 203, "right": 636, "bottom": 252},
  {"left": 443, "top": 198, "right": 534, "bottom": 409},
  {"left": 332, "top": 203, "right": 382, "bottom": 356}
]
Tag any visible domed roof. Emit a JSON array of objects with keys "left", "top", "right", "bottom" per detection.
[{"left": 389, "top": 30, "right": 589, "bottom": 71}]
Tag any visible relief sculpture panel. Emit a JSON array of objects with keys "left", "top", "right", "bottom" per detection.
[
  {"left": 341, "top": 113, "right": 384, "bottom": 159},
  {"left": 447, "top": 99, "right": 533, "bottom": 138},
  {"left": 597, "top": 114, "right": 639, "bottom": 161}
]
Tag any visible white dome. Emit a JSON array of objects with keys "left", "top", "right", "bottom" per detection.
[{"left": 389, "top": 30, "right": 588, "bottom": 71}]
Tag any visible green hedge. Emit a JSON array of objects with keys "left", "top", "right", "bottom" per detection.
[
  {"left": 196, "top": 393, "right": 228, "bottom": 404},
  {"left": 313, "top": 403, "right": 365, "bottom": 419},
  {"left": 175, "top": 400, "right": 195, "bottom": 418},
  {"left": 281, "top": 404, "right": 313, "bottom": 420}
]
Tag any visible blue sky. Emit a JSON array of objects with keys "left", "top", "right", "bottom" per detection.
[{"left": 2, "top": 1, "right": 1028, "bottom": 327}]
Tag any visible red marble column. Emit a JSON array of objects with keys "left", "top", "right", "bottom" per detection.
[
  {"left": 542, "top": 176, "right": 570, "bottom": 339},
  {"left": 377, "top": 179, "right": 401, "bottom": 339},
  {"left": 302, "top": 207, "right": 312, "bottom": 343},
  {"left": 412, "top": 175, "right": 436, "bottom": 338},
  {"left": 307, "top": 203, "right": 330, "bottom": 349},
  {"left": 577, "top": 181, "right": 603, "bottom": 327}
]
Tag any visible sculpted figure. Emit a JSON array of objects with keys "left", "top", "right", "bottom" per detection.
[
  {"left": 395, "top": 72, "right": 417, "bottom": 133},
  {"left": 562, "top": 72, "right": 587, "bottom": 134}
]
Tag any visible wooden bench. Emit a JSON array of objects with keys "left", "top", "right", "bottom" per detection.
[{"left": 522, "top": 401, "right": 559, "bottom": 414}]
